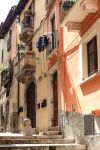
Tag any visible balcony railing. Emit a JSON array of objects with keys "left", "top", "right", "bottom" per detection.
[
  {"left": 47, "top": 30, "right": 58, "bottom": 55},
  {"left": 14, "top": 51, "right": 36, "bottom": 83},
  {"left": 1, "top": 66, "right": 13, "bottom": 88},
  {"left": 62, "top": 0, "right": 76, "bottom": 13},
  {"left": 20, "top": 15, "right": 33, "bottom": 43}
]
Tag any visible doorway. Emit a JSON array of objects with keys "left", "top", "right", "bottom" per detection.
[
  {"left": 26, "top": 81, "right": 36, "bottom": 128},
  {"left": 53, "top": 72, "right": 58, "bottom": 126}
]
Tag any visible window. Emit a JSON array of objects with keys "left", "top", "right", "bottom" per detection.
[
  {"left": 51, "top": 15, "right": 56, "bottom": 50},
  {"left": 45, "top": 0, "right": 48, "bottom": 6},
  {"left": 2, "top": 50, "right": 3, "bottom": 63},
  {"left": 24, "top": 15, "right": 32, "bottom": 28},
  {"left": 7, "top": 29, "right": 12, "bottom": 51},
  {"left": 47, "top": 14, "right": 57, "bottom": 53},
  {"left": 87, "top": 36, "right": 98, "bottom": 76},
  {"left": 51, "top": 15, "right": 55, "bottom": 32},
  {"left": 16, "top": 15, "right": 20, "bottom": 23}
]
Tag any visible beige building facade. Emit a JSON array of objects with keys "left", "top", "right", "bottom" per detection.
[{"left": 0, "top": 0, "right": 59, "bottom": 133}]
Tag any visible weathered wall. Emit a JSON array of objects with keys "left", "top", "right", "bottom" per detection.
[{"left": 59, "top": 111, "right": 100, "bottom": 150}]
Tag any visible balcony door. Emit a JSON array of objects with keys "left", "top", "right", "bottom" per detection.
[{"left": 26, "top": 81, "right": 36, "bottom": 128}]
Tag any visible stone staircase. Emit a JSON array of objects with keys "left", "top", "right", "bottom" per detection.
[
  {"left": 46, "top": 126, "right": 60, "bottom": 135},
  {"left": 0, "top": 127, "right": 86, "bottom": 150}
]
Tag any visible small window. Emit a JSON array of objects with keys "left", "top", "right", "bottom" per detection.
[
  {"left": 16, "top": 15, "right": 20, "bottom": 23},
  {"left": 7, "top": 29, "right": 12, "bottom": 51},
  {"left": 1, "top": 50, "right": 3, "bottom": 63},
  {"left": 45, "top": 0, "right": 49, "bottom": 7},
  {"left": 87, "top": 36, "right": 98, "bottom": 76}
]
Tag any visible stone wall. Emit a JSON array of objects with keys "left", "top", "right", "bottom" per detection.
[
  {"left": 10, "top": 112, "right": 18, "bottom": 133},
  {"left": 59, "top": 111, "right": 100, "bottom": 150}
]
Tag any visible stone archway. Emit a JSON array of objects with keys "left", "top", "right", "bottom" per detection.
[{"left": 26, "top": 81, "right": 36, "bottom": 128}]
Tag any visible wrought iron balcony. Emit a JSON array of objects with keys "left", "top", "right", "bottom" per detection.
[
  {"left": 1, "top": 66, "right": 13, "bottom": 88},
  {"left": 62, "top": 0, "right": 75, "bottom": 13},
  {"left": 47, "top": 30, "right": 58, "bottom": 56},
  {"left": 20, "top": 15, "right": 33, "bottom": 43},
  {"left": 14, "top": 51, "right": 36, "bottom": 84}
]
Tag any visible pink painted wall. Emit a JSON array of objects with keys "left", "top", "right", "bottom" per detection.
[{"left": 11, "top": 21, "right": 17, "bottom": 59}]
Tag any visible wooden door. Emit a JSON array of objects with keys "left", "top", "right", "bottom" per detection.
[
  {"left": 27, "top": 81, "right": 36, "bottom": 128},
  {"left": 53, "top": 72, "right": 58, "bottom": 126}
]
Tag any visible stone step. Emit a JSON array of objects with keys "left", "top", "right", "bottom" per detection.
[
  {"left": 36, "top": 134, "right": 63, "bottom": 139},
  {"left": 0, "top": 143, "right": 86, "bottom": 150},
  {"left": 0, "top": 138, "right": 75, "bottom": 144},
  {"left": 46, "top": 130, "right": 60, "bottom": 135},
  {"left": 0, "top": 134, "right": 63, "bottom": 139},
  {"left": 53, "top": 138, "right": 75, "bottom": 144},
  {"left": 48, "top": 126, "right": 60, "bottom": 131}
]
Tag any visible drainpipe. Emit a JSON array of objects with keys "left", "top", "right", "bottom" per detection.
[
  {"left": 18, "top": 44, "right": 20, "bottom": 116},
  {"left": 18, "top": 81, "right": 20, "bottom": 116}
]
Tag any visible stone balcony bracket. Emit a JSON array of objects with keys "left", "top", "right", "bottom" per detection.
[
  {"left": 66, "top": 21, "right": 82, "bottom": 32},
  {"left": 80, "top": 0, "right": 99, "bottom": 13}
]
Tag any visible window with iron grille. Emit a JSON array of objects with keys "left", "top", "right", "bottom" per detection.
[{"left": 84, "top": 115, "right": 95, "bottom": 135}]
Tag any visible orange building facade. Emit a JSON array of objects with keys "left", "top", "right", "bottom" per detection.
[{"left": 61, "top": 0, "right": 100, "bottom": 114}]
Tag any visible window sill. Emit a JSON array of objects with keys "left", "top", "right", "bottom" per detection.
[{"left": 80, "top": 70, "right": 100, "bottom": 86}]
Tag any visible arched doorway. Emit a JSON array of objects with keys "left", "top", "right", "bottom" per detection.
[{"left": 26, "top": 81, "right": 36, "bottom": 128}]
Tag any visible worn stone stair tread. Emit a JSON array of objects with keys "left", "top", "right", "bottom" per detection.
[
  {"left": 46, "top": 130, "right": 60, "bottom": 135},
  {"left": 48, "top": 126, "right": 60, "bottom": 131},
  {"left": 0, "top": 143, "right": 86, "bottom": 149},
  {"left": 53, "top": 138, "right": 75, "bottom": 143},
  {"left": 0, "top": 134, "right": 62, "bottom": 139},
  {"left": 0, "top": 138, "right": 75, "bottom": 144},
  {"left": 36, "top": 135, "right": 63, "bottom": 139}
]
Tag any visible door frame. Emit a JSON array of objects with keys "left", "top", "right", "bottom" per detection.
[
  {"left": 24, "top": 77, "right": 37, "bottom": 128},
  {"left": 52, "top": 71, "right": 58, "bottom": 126},
  {"left": 48, "top": 63, "right": 59, "bottom": 127}
]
